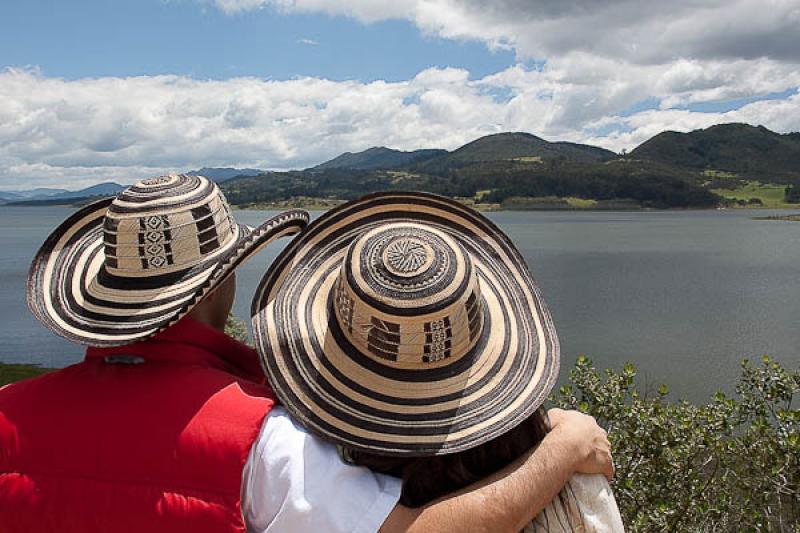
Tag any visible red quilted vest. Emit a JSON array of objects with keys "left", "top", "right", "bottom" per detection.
[{"left": 0, "top": 318, "right": 276, "bottom": 533}]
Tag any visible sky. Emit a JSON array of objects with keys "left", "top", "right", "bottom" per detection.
[{"left": 1, "top": 0, "right": 799, "bottom": 190}]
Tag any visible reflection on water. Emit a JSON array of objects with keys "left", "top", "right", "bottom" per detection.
[{"left": 1, "top": 206, "right": 797, "bottom": 402}]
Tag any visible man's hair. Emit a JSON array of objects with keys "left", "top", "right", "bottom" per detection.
[{"left": 342, "top": 409, "right": 549, "bottom": 507}]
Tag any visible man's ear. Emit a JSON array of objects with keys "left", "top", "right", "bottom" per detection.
[{"left": 204, "top": 286, "right": 219, "bottom": 302}]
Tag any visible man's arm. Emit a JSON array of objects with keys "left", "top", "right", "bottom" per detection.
[{"left": 380, "top": 409, "right": 613, "bottom": 533}]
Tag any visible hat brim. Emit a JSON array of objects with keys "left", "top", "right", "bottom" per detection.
[
  {"left": 27, "top": 198, "right": 308, "bottom": 346},
  {"left": 252, "top": 192, "right": 559, "bottom": 456}
]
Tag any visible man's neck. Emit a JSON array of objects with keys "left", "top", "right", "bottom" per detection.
[{"left": 186, "top": 308, "right": 226, "bottom": 332}]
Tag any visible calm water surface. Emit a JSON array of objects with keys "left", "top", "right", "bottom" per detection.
[{"left": 1, "top": 206, "right": 797, "bottom": 402}]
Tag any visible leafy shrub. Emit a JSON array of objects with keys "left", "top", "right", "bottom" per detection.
[
  {"left": 0, "top": 363, "right": 51, "bottom": 387},
  {"left": 224, "top": 313, "right": 251, "bottom": 345},
  {"left": 552, "top": 356, "right": 799, "bottom": 532}
]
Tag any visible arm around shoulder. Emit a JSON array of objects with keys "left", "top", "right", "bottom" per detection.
[{"left": 380, "top": 409, "right": 614, "bottom": 533}]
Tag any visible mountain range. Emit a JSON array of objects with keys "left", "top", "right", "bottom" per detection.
[
  {"left": 309, "top": 147, "right": 447, "bottom": 171},
  {"left": 1, "top": 182, "right": 127, "bottom": 205},
  {"left": 3, "top": 123, "right": 798, "bottom": 209},
  {"left": 221, "top": 123, "right": 800, "bottom": 209},
  {"left": 305, "top": 132, "right": 616, "bottom": 173},
  {"left": 0, "top": 187, "right": 69, "bottom": 201},
  {"left": 187, "top": 167, "right": 263, "bottom": 182},
  {"left": 306, "top": 125, "right": 799, "bottom": 178},
  {"left": 1, "top": 168, "right": 260, "bottom": 205}
]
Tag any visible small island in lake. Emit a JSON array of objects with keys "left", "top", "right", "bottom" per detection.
[{"left": 752, "top": 214, "right": 800, "bottom": 222}]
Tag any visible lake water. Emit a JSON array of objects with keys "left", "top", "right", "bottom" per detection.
[{"left": 1, "top": 206, "right": 797, "bottom": 402}]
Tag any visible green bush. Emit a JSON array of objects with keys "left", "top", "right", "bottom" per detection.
[
  {"left": 224, "top": 313, "right": 251, "bottom": 345},
  {"left": 552, "top": 355, "right": 799, "bottom": 532},
  {"left": 0, "top": 362, "right": 51, "bottom": 387}
]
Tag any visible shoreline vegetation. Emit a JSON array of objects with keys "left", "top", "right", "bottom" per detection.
[
  {"left": 233, "top": 194, "right": 800, "bottom": 212},
  {"left": 0, "top": 362, "right": 52, "bottom": 387},
  {"left": 14, "top": 192, "right": 798, "bottom": 212},
  {"left": 752, "top": 213, "right": 800, "bottom": 222},
  {"left": 3, "top": 354, "right": 797, "bottom": 531}
]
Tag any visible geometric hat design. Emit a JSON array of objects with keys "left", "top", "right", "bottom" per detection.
[
  {"left": 28, "top": 174, "right": 309, "bottom": 346},
  {"left": 252, "top": 191, "right": 559, "bottom": 456}
]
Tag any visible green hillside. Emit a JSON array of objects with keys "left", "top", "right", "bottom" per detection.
[
  {"left": 223, "top": 157, "right": 717, "bottom": 209},
  {"left": 631, "top": 123, "right": 800, "bottom": 183},
  {"left": 415, "top": 132, "right": 615, "bottom": 171},
  {"left": 311, "top": 147, "right": 447, "bottom": 171}
]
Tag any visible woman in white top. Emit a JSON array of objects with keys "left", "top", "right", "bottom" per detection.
[{"left": 251, "top": 191, "right": 624, "bottom": 532}]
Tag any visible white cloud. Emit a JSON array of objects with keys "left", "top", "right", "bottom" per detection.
[
  {"left": 1, "top": 66, "right": 799, "bottom": 190},
  {"left": 205, "top": 1, "right": 800, "bottom": 117},
  {"left": 297, "top": 38, "right": 319, "bottom": 45},
  {"left": 208, "top": 0, "right": 800, "bottom": 65},
  {"left": 582, "top": 90, "right": 800, "bottom": 152},
  {"left": 198, "top": 0, "right": 800, "bottom": 145}
]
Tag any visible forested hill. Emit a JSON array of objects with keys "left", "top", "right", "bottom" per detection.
[
  {"left": 220, "top": 124, "right": 800, "bottom": 209},
  {"left": 310, "top": 147, "right": 447, "bottom": 171},
  {"left": 631, "top": 123, "right": 800, "bottom": 180},
  {"left": 415, "top": 132, "right": 616, "bottom": 172}
]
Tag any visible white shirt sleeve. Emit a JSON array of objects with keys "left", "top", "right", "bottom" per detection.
[
  {"left": 569, "top": 474, "right": 625, "bottom": 532},
  {"left": 525, "top": 473, "right": 625, "bottom": 533},
  {"left": 241, "top": 406, "right": 403, "bottom": 533}
]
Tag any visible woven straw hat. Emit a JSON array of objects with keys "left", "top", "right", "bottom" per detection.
[
  {"left": 252, "top": 191, "right": 559, "bottom": 456},
  {"left": 28, "top": 174, "right": 309, "bottom": 346}
]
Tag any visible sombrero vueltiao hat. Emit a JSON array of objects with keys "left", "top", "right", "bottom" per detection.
[
  {"left": 27, "top": 174, "right": 309, "bottom": 346},
  {"left": 252, "top": 191, "right": 559, "bottom": 456}
]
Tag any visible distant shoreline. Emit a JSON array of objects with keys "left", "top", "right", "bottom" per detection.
[
  {"left": 752, "top": 214, "right": 800, "bottom": 222},
  {"left": 230, "top": 199, "right": 800, "bottom": 212}
]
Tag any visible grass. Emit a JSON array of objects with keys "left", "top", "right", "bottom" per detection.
[
  {"left": 455, "top": 196, "right": 501, "bottom": 211},
  {"left": 0, "top": 363, "right": 52, "bottom": 387},
  {"left": 510, "top": 156, "right": 543, "bottom": 163},
  {"left": 565, "top": 197, "right": 598, "bottom": 208},
  {"left": 500, "top": 196, "right": 641, "bottom": 210},
  {"left": 235, "top": 197, "right": 347, "bottom": 210},
  {"left": 386, "top": 170, "right": 421, "bottom": 178},
  {"left": 711, "top": 180, "right": 796, "bottom": 208},
  {"left": 703, "top": 169, "right": 739, "bottom": 179}
]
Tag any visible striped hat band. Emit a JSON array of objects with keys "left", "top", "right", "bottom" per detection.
[
  {"left": 102, "top": 174, "right": 237, "bottom": 275},
  {"left": 28, "top": 173, "right": 309, "bottom": 346}
]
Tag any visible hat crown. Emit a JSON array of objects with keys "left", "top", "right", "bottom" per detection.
[
  {"left": 102, "top": 174, "right": 237, "bottom": 275},
  {"left": 334, "top": 222, "right": 484, "bottom": 366},
  {"left": 383, "top": 236, "right": 434, "bottom": 278}
]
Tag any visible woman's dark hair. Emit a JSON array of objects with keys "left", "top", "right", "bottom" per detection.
[{"left": 342, "top": 408, "right": 550, "bottom": 508}]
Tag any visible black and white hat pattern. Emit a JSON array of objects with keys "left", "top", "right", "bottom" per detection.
[
  {"left": 28, "top": 174, "right": 309, "bottom": 346},
  {"left": 252, "top": 191, "right": 560, "bottom": 456}
]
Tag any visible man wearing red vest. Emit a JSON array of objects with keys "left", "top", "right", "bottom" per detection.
[{"left": 0, "top": 175, "right": 613, "bottom": 532}]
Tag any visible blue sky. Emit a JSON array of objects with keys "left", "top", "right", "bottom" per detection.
[
  {"left": 0, "top": 1, "right": 516, "bottom": 82},
  {"left": 0, "top": 0, "right": 798, "bottom": 189}
]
